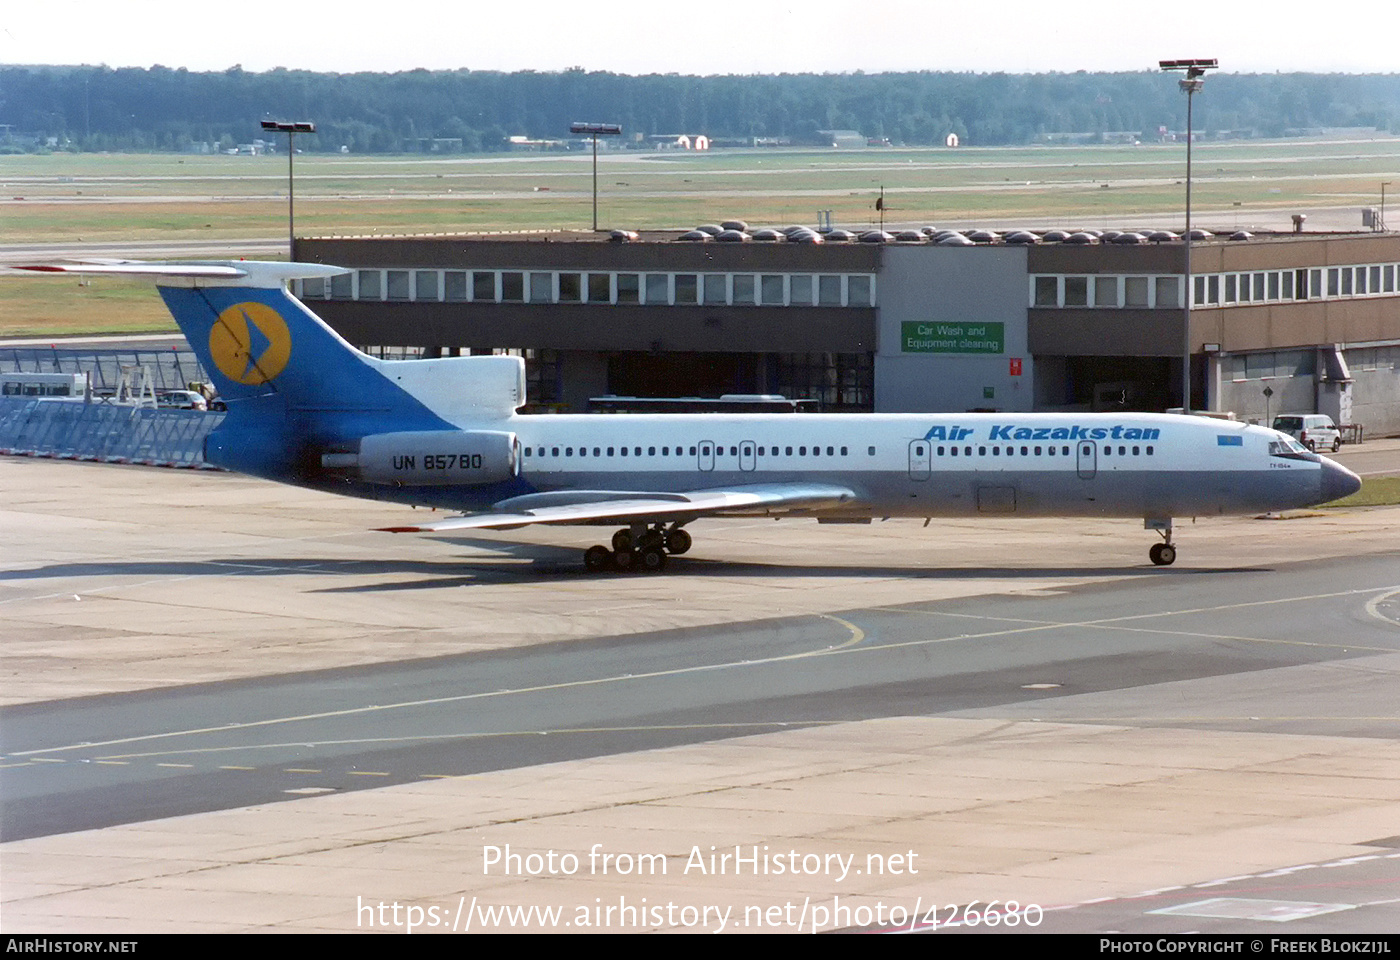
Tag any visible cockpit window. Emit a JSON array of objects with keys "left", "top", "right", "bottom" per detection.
[{"left": 1269, "top": 438, "right": 1318, "bottom": 460}]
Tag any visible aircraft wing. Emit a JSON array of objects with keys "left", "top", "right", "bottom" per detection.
[{"left": 377, "top": 482, "right": 858, "bottom": 533}]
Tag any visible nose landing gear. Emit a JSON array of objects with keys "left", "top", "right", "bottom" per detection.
[{"left": 1146, "top": 518, "right": 1177, "bottom": 566}]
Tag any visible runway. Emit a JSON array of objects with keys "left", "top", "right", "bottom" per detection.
[
  {"left": 5, "top": 551, "right": 1399, "bottom": 845},
  {"left": 2, "top": 457, "right": 1398, "bottom": 933}
]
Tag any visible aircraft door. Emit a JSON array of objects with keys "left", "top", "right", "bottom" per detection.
[
  {"left": 908, "top": 440, "right": 931, "bottom": 480},
  {"left": 698, "top": 441, "right": 715, "bottom": 472},
  {"left": 740, "top": 440, "right": 756, "bottom": 472},
  {"left": 1077, "top": 441, "right": 1097, "bottom": 479}
]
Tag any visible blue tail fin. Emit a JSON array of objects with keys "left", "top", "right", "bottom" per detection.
[{"left": 16, "top": 260, "right": 524, "bottom": 484}]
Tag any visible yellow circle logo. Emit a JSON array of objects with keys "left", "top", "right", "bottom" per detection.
[{"left": 209, "top": 302, "right": 292, "bottom": 385}]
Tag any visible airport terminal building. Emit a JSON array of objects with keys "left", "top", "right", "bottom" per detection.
[{"left": 294, "top": 228, "right": 1400, "bottom": 433}]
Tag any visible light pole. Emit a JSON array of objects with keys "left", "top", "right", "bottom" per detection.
[
  {"left": 1160, "top": 59, "right": 1217, "bottom": 413},
  {"left": 261, "top": 120, "right": 315, "bottom": 258},
  {"left": 569, "top": 122, "right": 622, "bottom": 232},
  {"left": 1382, "top": 181, "right": 1392, "bottom": 232}
]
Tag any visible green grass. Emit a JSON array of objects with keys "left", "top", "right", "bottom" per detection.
[
  {"left": 5, "top": 140, "right": 1397, "bottom": 242},
  {"left": 0, "top": 275, "right": 177, "bottom": 336},
  {"left": 1321, "top": 475, "right": 1400, "bottom": 508},
  {"left": 4, "top": 139, "right": 1397, "bottom": 334}
]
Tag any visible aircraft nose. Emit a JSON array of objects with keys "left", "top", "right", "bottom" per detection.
[{"left": 1319, "top": 458, "right": 1362, "bottom": 503}]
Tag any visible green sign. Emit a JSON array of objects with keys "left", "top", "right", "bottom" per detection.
[{"left": 901, "top": 321, "right": 1004, "bottom": 354}]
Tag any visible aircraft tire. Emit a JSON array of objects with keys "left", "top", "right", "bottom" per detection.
[
  {"left": 665, "top": 529, "right": 692, "bottom": 555},
  {"left": 584, "top": 545, "right": 613, "bottom": 572},
  {"left": 1149, "top": 543, "right": 1176, "bottom": 566},
  {"left": 613, "top": 547, "right": 638, "bottom": 572},
  {"left": 639, "top": 545, "right": 667, "bottom": 573},
  {"left": 612, "top": 529, "right": 633, "bottom": 552}
]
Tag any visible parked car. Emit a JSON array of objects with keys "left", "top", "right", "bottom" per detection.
[
  {"left": 155, "top": 390, "right": 208, "bottom": 411},
  {"left": 1271, "top": 414, "right": 1341, "bottom": 452}
]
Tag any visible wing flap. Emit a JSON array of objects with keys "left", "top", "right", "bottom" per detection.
[{"left": 378, "top": 483, "right": 857, "bottom": 533}]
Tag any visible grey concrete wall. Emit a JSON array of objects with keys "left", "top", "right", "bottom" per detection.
[
  {"left": 1347, "top": 363, "right": 1400, "bottom": 437},
  {"left": 874, "top": 246, "right": 1031, "bottom": 413}
]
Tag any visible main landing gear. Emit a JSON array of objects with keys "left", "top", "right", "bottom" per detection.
[
  {"left": 584, "top": 523, "right": 692, "bottom": 574},
  {"left": 1146, "top": 518, "right": 1176, "bottom": 566}
]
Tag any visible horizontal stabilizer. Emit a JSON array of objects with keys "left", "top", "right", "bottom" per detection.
[{"left": 14, "top": 260, "right": 347, "bottom": 288}]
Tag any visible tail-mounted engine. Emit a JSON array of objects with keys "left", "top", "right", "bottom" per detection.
[{"left": 322, "top": 430, "right": 519, "bottom": 486}]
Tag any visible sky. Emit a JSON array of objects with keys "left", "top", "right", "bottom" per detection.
[{"left": 2, "top": 0, "right": 1396, "bottom": 76}]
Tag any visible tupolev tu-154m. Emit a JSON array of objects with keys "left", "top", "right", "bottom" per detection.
[{"left": 17, "top": 260, "right": 1361, "bottom": 573}]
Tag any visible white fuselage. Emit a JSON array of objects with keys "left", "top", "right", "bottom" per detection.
[{"left": 385, "top": 411, "right": 1336, "bottom": 520}]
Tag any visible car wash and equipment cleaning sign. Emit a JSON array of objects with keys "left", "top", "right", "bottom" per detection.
[{"left": 902, "top": 322, "right": 1004, "bottom": 354}]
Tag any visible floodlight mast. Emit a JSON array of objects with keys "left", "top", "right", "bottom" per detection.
[
  {"left": 261, "top": 120, "right": 316, "bottom": 256},
  {"left": 569, "top": 122, "right": 623, "bottom": 231},
  {"left": 1159, "top": 59, "right": 1217, "bottom": 413}
]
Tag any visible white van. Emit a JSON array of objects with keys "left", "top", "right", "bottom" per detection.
[{"left": 1272, "top": 414, "right": 1341, "bottom": 453}]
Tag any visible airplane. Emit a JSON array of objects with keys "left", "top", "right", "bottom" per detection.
[{"left": 16, "top": 259, "right": 1362, "bottom": 573}]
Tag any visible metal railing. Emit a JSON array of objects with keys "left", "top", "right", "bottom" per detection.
[
  {"left": 0, "top": 397, "right": 223, "bottom": 467},
  {"left": 0, "top": 347, "right": 207, "bottom": 392}
]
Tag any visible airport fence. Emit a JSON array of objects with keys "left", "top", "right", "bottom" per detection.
[
  {"left": 0, "top": 347, "right": 207, "bottom": 392},
  {"left": 0, "top": 397, "right": 223, "bottom": 468}
]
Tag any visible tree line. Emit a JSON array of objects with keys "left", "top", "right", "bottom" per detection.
[{"left": 3, "top": 64, "right": 1398, "bottom": 153}]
